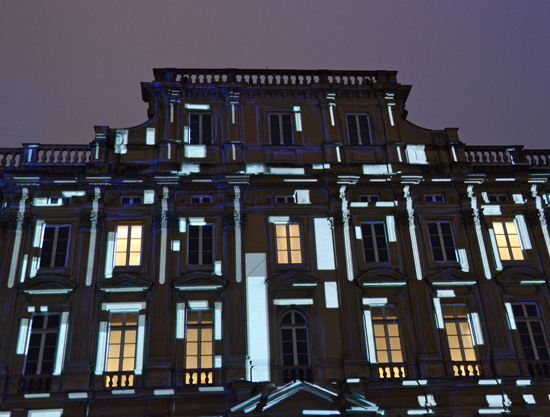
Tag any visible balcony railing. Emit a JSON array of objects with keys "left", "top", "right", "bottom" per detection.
[
  {"left": 17, "top": 376, "right": 52, "bottom": 395},
  {"left": 464, "top": 146, "right": 550, "bottom": 167},
  {"left": 452, "top": 361, "right": 483, "bottom": 378},
  {"left": 0, "top": 149, "right": 22, "bottom": 168},
  {"left": 282, "top": 366, "right": 313, "bottom": 383},
  {"left": 377, "top": 364, "right": 408, "bottom": 380},
  {"left": 526, "top": 361, "right": 550, "bottom": 378},
  {"left": 104, "top": 371, "right": 134, "bottom": 390},
  {"left": 185, "top": 369, "right": 214, "bottom": 386},
  {"left": 153, "top": 68, "right": 394, "bottom": 87}
]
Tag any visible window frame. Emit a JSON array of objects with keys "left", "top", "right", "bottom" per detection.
[
  {"left": 274, "top": 222, "right": 303, "bottom": 265},
  {"left": 114, "top": 224, "right": 143, "bottom": 268},
  {"left": 511, "top": 303, "right": 550, "bottom": 361},
  {"left": 188, "top": 224, "right": 214, "bottom": 267},
  {"left": 424, "top": 194, "right": 445, "bottom": 204},
  {"left": 275, "top": 195, "right": 295, "bottom": 204},
  {"left": 191, "top": 195, "right": 213, "bottom": 205},
  {"left": 105, "top": 311, "right": 139, "bottom": 376},
  {"left": 426, "top": 221, "right": 458, "bottom": 263},
  {"left": 280, "top": 310, "right": 310, "bottom": 367},
  {"left": 189, "top": 112, "right": 213, "bottom": 145},
  {"left": 346, "top": 113, "right": 371, "bottom": 146},
  {"left": 360, "top": 222, "right": 389, "bottom": 264},
  {"left": 185, "top": 309, "right": 214, "bottom": 384},
  {"left": 492, "top": 220, "right": 524, "bottom": 261},
  {"left": 269, "top": 113, "right": 294, "bottom": 145},
  {"left": 38, "top": 224, "right": 71, "bottom": 269},
  {"left": 24, "top": 314, "right": 61, "bottom": 376},
  {"left": 370, "top": 305, "right": 404, "bottom": 364},
  {"left": 360, "top": 194, "right": 379, "bottom": 203}
]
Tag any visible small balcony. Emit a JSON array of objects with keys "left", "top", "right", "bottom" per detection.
[
  {"left": 103, "top": 371, "right": 134, "bottom": 390},
  {"left": 17, "top": 376, "right": 52, "bottom": 395},
  {"left": 376, "top": 363, "right": 408, "bottom": 380},
  {"left": 282, "top": 366, "right": 313, "bottom": 384},
  {"left": 526, "top": 361, "right": 550, "bottom": 378},
  {"left": 452, "top": 361, "right": 483, "bottom": 378}
]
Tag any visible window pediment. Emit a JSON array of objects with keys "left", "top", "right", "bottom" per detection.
[
  {"left": 426, "top": 268, "right": 479, "bottom": 287},
  {"left": 357, "top": 268, "right": 408, "bottom": 287},
  {"left": 19, "top": 275, "right": 75, "bottom": 295},
  {"left": 267, "top": 270, "right": 319, "bottom": 289},
  {"left": 494, "top": 266, "right": 548, "bottom": 286},
  {"left": 173, "top": 272, "right": 226, "bottom": 291},
  {"left": 97, "top": 273, "right": 151, "bottom": 293}
]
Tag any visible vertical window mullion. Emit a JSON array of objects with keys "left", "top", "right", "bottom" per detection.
[
  {"left": 279, "top": 116, "right": 284, "bottom": 145},
  {"left": 198, "top": 226, "right": 203, "bottom": 265},
  {"left": 355, "top": 115, "right": 361, "bottom": 144},
  {"left": 526, "top": 319, "right": 539, "bottom": 359},
  {"left": 437, "top": 224, "right": 446, "bottom": 261}
]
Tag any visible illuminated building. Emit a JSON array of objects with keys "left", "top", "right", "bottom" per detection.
[{"left": 1, "top": 68, "right": 550, "bottom": 416}]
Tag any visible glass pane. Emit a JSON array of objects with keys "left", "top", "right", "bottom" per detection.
[
  {"left": 387, "top": 324, "right": 399, "bottom": 337},
  {"left": 464, "top": 348, "right": 477, "bottom": 361},
  {"left": 459, "top": 322, "right": 471, "bottom": 335},
  {"left": 499, "top": 247, "right": 511, "bottom": 261},
  {"left": 115, "top": 253, "right": 127, "bottom": 266},
  {"left": 373, "top": 324, "right": 385, "bottom": 337},
  {"left": 511, "top": 248, "right": 524, "bottom": 260},
  {"left": 445, "top": 323, "right": 458, "bottom": 335},
  {"left": 290, "top": 251, "right": 302, "bottom": 264},
  {"left": 187, "top": 329, "right": 198, "bottom": 342},
  {"left": 392, "top": 351, "right": 403, "bottom": 363},
  {"left": 129, "top": 253, "right": 141, "bottom": 266},
  {"left": 289, "top": 237, "right": 301, "bottom": 250},
  {"left": 462, "top": 335, "right": 474, "bottom": 348},
  {"left": 288, "top": 224, "right": 300, "bottom": 237},
  {"left": 278, "top": 251, "right": 288, "bottom": 264},
  {"left": 389, "top": 337, "right": 401, "bottom": 350},
  {"left": 442, "top": 306, "right": 454, "bottom": 318},
  {"left": 117, "top": 226, "right": 129, "bottom": 239},
  {"left": 187, "top": 342, "right": 198, "bottom": 356},
  {"left": 277, "top": 237, "right": 288, "bottom": 250},
  {"left": 122, "top": 358, "right": 134, "bottom": 371},
  {"left": 281, "top": 313, "right": 292, "bottom": 325},
  {"left": 126, "top": 313, "right": 138, "bottom": 326},
  {"left": 187, "top": 312, "right": 199, "bottom": 324},
  {"left": 32, "top": 316, "right": 45, "bottom": 329},
  {"left": 455, "top": 305, "right": 468, "bottom": 317},
  {"left": 201, "top": 342, "right": 213, "bottom": 355},
  {"left": 495, "top": 235, "right": 508, "bottom": 247},
  {"left": 377, "top": 351, "right": 389, "bottom": 363},
  {"left": 125, "top": 330, "right": 136, "bottom": 344},
  {"left": 375, "top": 337, "right": 387, "bottom": 350},
  {"left": 106, "top": 358, "right": 119, "bottom": 372},
  {"left": 109, "top": 330, "right": 122, "bottom": 344},
  {"left": 131, "top": 226, "right": 142, "bottom": 239},
  {"left": 201, "top": 356, "right": 213, "bottom": 368},
  {"left": 123, "top": 344, "right": 136, "bottom": 358},
  {"left": 201, "top": 311, "right": 213, "bottom": 324},
  {"left": 276, "top": 224, "right": 287, "bottom": 237},
  {"left": 202, "top": 328, "right": 213, "bottom": 342},
  {"left": 450, "top": 349, "right": 463, "bottom": 361},
  {"left": 493, "top": 222, "right": 504, "bottom": 234},
  {"left": 447, "top": 335, "right": 460, "bottom": 349},
  {"left": 371, "top": 308, "right": 383, "bottom": 320},
  {"left": 186, "top": 357, "right": 198, "bottom": 368},
  {"left": 130, "top": 239, "right": 141, "bottom": 252}
]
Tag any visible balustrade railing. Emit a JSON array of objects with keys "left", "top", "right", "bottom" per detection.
[
  {"left": 377, "top": 364, "right": 408, "bottom": 380},
  {"left": 464, "top": 146, "right": 550, "bottom": 167},
  {"left": 526, "top": 361, "right": 550, "bottom": 378},
  {"left": 31, "top": 145, "right": 92, "bottom": 164},
  {"left": 103, "top": 371, "right": 134, "bottom": 390},
  {"left": 452, "top": 361, "right": 483, "bottom": 378},
  {"left": 282, "top": 366, "right": 313, "bottom": 383},
  {"left": 0, "top": 149, "right": 22, "bottom": 168},
  {"left": 185, "top": 369, "right": 214, "bottom": 386},
  {"left": 17, "top": 376, "right": 52, "bottom": 394},
  {"left": 154, "top": 68, "right": 388, "bottom": 86}
]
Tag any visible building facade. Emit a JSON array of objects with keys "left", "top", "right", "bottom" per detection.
[{"left": 0, "top": 68, "right": 550, "bottom": 416}]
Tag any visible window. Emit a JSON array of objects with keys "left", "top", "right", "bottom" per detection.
[
  {"left": 122, "top": 196, "right": 142, "bottom": 206},
  {"left": 275, "top": 223, "right": 302, "bottom": 264},
  {"left": 346, "top": 114, "right": 370, "bottom": 145},
  {"left": 488, "top": 194, "right": 508, "bottom": 202},
  {"left": 443, "top": 305, "right": 478, "bottom": 362},
  {"left": 361, "top": 223, "right": 389, "bottom": 263},
  {"left": 189, "top": 225, "right": 213, "bottom": 266},
  {"left": 270, "top": 114, "right": 293, "bottom": 145},
  {"left": 512, "top": 304, "right": 550, "bottom": 360},
  {"left": 371, "top": 306, "right": 403, "bottom": 364},
  {"left": 189, "top": 113, "right": 212, "bottom": 145},
  {"left": 25, "top": 314, "right": 60, "bottom": 375},
  {"left": 493, "top": 221, "right": 524, "bottom": 261},
  {"left": 185, "top": 310, "right": 214, "bottom": 384},
  {"left": 105, "top": 312, "right": 138, "bottom": 388},
  {"left": 192, "top": 196, "right": 212, "bottom": 204},
  {"left": 281, "top": 311, "right": 309, "bottom": 366},
  {"left": 427, "top": 222, "right": 457, "bottom": 262},
  {"left": 360, "top": 195, "right": 379, "bottom": 203},
  {"left": 425, "top": 195, "right": 444, "bottom": 203},
  {"left": 39, "top": 226, "right": 70, "bottom": 268},
  {"left": 114, "top": 225, "right": 143, "bottom": 267},
  {"left": 276, "top": 195, "right": 295, "bottom": 204}
]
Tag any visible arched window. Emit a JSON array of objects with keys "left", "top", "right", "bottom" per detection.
[{"left": 281, "top": 311, "right": 309, "bottom": 366}]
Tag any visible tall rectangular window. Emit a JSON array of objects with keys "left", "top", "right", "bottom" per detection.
[
  {"left": 361, "top": 223, "right": 389, "bottom": 263},
  {"left": 115, "top": 225, "right": 143, "bottom": 267},
  {"left": 371, "top": 306, "right": 403, "bottom": 363},
  {"left": 346, "top": 114, "right": 370, "bottom": 145},
  {"left": 270, "top": 114, "right": 293, "bottom": 145},
  {"left": 512, "top": 304, "right": 550, "bottom": 360},
  {"left": 105, "top": 312, "right": 137, "bottom": 388},
  {"left": 25, "top": 314, "right": 60, "bottom": 375},
  {"left": 186, "top": 310, "right": 214, "bottom": 385},
  {"left": 189, "top": 225, "right": 213, "bottom": 266},
  {"left": 189, "top": 113, "right": 212, "bottom": 145},
  {"left": 427, "top": 222, "right": 457, "bottom": 262},
  {"left": 276, "top": 223, "right": 302, "bottom": 264},
  {"left": 39, "top": 226, "right": 70, "bottom": 268},
  {"left": 443, "top": 305, "right": 477, "bottom": 362},
  {"left": 493, "top": 221, "right": 524, "bottom": 261}
]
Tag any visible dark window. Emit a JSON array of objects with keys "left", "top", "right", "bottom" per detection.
[
  {"left": 281, "top": 311, "right": 309, "bottom": 366},
  {"left": 427, "top": 222, "right": 457, "bottom": 262},
  {"left": 360, "top": 195, "right": 379, "bottom": 203},
  {"left": 361, "top": 223, "right": 389, "bottom": 263},
  {"left": 189, "top": 225, "right": 213, "bottom": 266},
  {"left": 189, "top": 113, "right": 212, "bottom": 145},
  {"left": 512, "top": 304, "right": 550, "bottom": 360},
  {"left": 39, "top": 226, "right": 70, "bottom": 268},
  {"left": 346, "top": 114, "right": 370, "bottom": 145},
  {"left": 425, "top": 195, "right": 444, "bottom": 203},
  {"left": 488, "top": 194, "right": 508, "bottom": 202},
  {"left": 122, "top": 196, "right": 142, "bottom": 206},
  {"left": 270, "top": 114, "right": 293, "bottom": 145},
  {"left": 186, "top": 310, "right": 214, "bottom": 385},
  {"left": 192, "top": 196, "right": 212, "bottom": 205},
  {"left": 25, "top": 314, "right": 60, "bottom": 375},
  {"left": 276, "top": 195, "right": 295, "bottom": 204}
]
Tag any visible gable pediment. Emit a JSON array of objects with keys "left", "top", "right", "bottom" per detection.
[
  {"left": 96, "top": 273, "right": 152, "bottom": 293},
  {"left": 495, "top": 267, "right": 548, "bottom": 286},
  {"left": 20, "top": 275, "right": 76, "bottom": 295},
  {"left": 266, "top": 270, "right": 319, "bottom": 289},
  {"left": 229, "top": 381, "right": 379, "bottom": 416},
  {"left": 357, "top": 269, "right": 408, "bottom": 286},
  {"left": 173, "top": 272, "right": 226, "bottom": 291},
  {"left": 426, "top": 268, "right": 479, "bottom": 286}
]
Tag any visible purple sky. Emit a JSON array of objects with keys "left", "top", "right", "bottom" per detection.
[{"left": 1, "top": 1, "right": 549, "bottom": 149}]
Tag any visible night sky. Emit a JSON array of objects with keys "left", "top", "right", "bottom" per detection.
[{"left": 1, "top": 1, "right": 549, "bottom": 149}]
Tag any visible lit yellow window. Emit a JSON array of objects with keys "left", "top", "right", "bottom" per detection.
[
  {"left": 115, "top": 225, "right": 143, "bottom": 266},
  {"left": 276, "top": 223, "right": 302, "bottom": 264},
  {"left": 105, "top": 312, "right": 138, "bottom": 388},
  {"left": 371, "top": 306, "right": 406, "bottom": 379},
  {"left": 185, "top": 310, "right": 214, "bottom": 385},
  {"left": 493, "top": 221, "right": 524, "bottom": 261}
]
